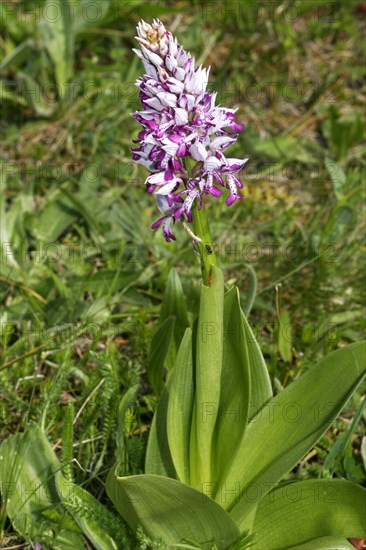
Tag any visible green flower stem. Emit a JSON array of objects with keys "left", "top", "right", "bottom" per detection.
[
  {"left": 182, "top": 157, "right": 217, "bottom": 284},
  {"left": 191, "top": 200, "right": 218, "bottom": 285}
]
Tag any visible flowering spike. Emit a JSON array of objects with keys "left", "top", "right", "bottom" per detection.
[{"left": 132, "top": 20, "right": 248, "bottom": 241}]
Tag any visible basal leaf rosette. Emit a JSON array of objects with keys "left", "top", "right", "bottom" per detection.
[{"left": 107, "top": 264, "right": 366, "bottom": 548}]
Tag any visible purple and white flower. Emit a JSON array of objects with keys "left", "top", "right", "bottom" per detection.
[{"left": 132, "top": 19, "right": 248, "bottom": 241}]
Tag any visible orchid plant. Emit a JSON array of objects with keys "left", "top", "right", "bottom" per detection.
[
  {"left": 106, "top": 20, "right": 366, "bottom": 550},
  {"left": 130, "top": 19, "right": 248, "bottom": 284},
  {"left": 0, "top": 18, "right": 365, "bottom": 550}
]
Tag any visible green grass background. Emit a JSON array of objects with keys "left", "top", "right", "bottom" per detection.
[{"left": 0, "top": 0, "right": 365, "bottom": 547}]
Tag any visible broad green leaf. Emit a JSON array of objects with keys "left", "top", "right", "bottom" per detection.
[
  {"left": 251, "top": 480, "right": 366, "bottom": 549},
  {"left": 241, "top": 263, "right": 257, "bottom": 316},
  {"left": 342, "top": 455, "right": 366, "bottom": 483},
  {"left": 213, "top": 288, "right": 250, "bottom": 483},
  {"left": 325, "top": 158, "right": 346, "bottom": 200},
  {"left": 123, "top": 286, "right": 151, "bottom": 306},
  {"left": 111, "top": 200, "right": 146, "bottom": 243},
  {"left": 361, "top": 436, "right": 366, "bottom": 471},
  {"left": 0, "top": 38, "right": 34, "bottom": 71},
  {"left": 106, "top": 472, "right": 240, "bottom": 549},
  {"left": 160, "top": 268, "right": 190, "bottom": 367},
  {"left": 71, "top": 270, "right": 141, "bottom": 294},
  {"left": 322, "top": 106, "right": 363, "bottom": 160},
  {"left": 80, "top": 295, "right": 110, "bottom": 323},
  {"left": 190, "top": 265, "right": 224, "bottom": 488},
  {"left": 251, "top": 135, "right": 316, "bottom": 164},
  {"left": 0, "top": 79, "right": 27, "bottom": 106},
  {"left": 278, "top": 309, "right": 292, "bottom": 363},
  {"left": 0, "top": 425, "right": 85, "bottom": 548},
  {"left": 145, "top": 383, "right": 176, "bottom": 478},
  {"left": 72, "top": 0, "right": 110, "bottom": 32},
  {"left": 30, "top": 187, "right": 78, "bottom": 241},
  {"left": 325, "top": 205, "right": 354, "bottom": 242},
  {"left": 287, "top": 537, "right": 356, "bottom": 550},
  {"left": 59, "top": 186, "right": 104, "bottom": 244},
  {"left": 324, "top": 397, "right": 366, "bottom": 476},
  {"left": 241, "top": 311, "right": 272, "bottom": 419},
  {"left": 148, "top": 315, "right": 175, "bottom": 394},
  {"left": 226, "top": 341, "right": 366, "bottom": 524},
  {"left": 18, "top": 72, "right": 55, "bottom": 117},
  {"left": 167, "top": 328, "right": 194, "bottom": 484},
  {"left": 39, "top": 0, "right": 74, "bottom": 98},
  {"left": 55, "top": 471, "right": 121, "bottom": 550},
  {"left": 323, "top": 436, "right": 348, "bottom": 476},
  {"left": 78, "top": 163, "right": 101, "bottom": 199},
  {"left": 0, "top": 164, "right": 19, "bottom": 268}
]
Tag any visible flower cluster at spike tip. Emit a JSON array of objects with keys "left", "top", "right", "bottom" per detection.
[{"left": 132, "top": 19, "right": 249, "bottom": 242}]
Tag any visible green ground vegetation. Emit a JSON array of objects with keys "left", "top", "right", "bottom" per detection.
[{"left": 0, "top": 0, "right": 365, "bottom": 547}]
